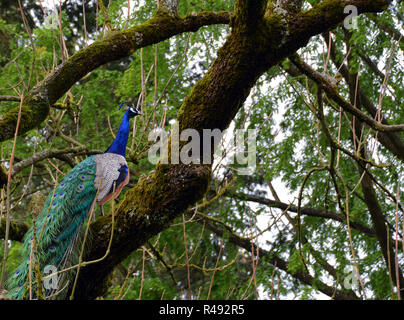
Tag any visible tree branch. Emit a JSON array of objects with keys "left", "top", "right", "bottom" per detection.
[
  {"left": 234, "top": 0, "right": 267, "bottom": 27},
  {"left": 158, "top": 0, "right": 180, "bottom": 12},
  {"left": 358, "top": 51, "right": 386, "bottom": 81},
  {"left": 290, "top": 0, "right": 392, "bottom": 40},
  {"left": 11, "top": 147, "right": 102, "bottom": 178},
  {"left": 228, "top": 191, "right": 378, "bottom": 239},
  {"left": 358, "top": 153, "right": 404, "bottom": 295},
  {"left": 0, "top": 9, "right": 232, "bottom": 142},
  {"left": 322, "top": 32, "right": 404, "bottom": 162},
  {"left": 272, "top": 0, "right": 303, "bottom": 16},
  {"left": 290, "top": 54, "right": 404, "bottom": 132},
  {"left": 0, "top": 96, "right": 20, "bottom": 102},
  {"left": 198, "top": 214, "right": 359, "bottom": 300},
  {"left": 368, "top": 13, "right": 404, "bottom": 45}
]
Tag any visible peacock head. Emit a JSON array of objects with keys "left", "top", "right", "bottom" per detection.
[{"left": 118, "top": 102, "right": 143, "bottom": 118}]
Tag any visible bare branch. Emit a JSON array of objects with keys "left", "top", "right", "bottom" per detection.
[
  {"left": 290, "top": 54, "right": 404, "bottom": 132},
  {"left": 197, "top": 213, "right": 359, "bottom": 300},
  {"left": 0, "top": 96, "right": 20, "bottom": 102},
  {"left": 228, "top": 191, "right": 378, "bottom": 239},
  {"left": 11, "top": 148, "right": 102, "bottom": 177},
  {"left": 322, "top": 33, "right": 404, "bottom": 162}
]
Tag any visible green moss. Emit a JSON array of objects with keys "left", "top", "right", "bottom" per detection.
[{"left": 117, "top": 163, "right": 211, "bottom": 221}]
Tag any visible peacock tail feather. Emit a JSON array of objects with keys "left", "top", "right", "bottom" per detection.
[
  {"left": 6, "top": 156, "right": 98, "bottom": 299},
  {"left": 6, "top": 102, "right": 141, "bottom": 300}
]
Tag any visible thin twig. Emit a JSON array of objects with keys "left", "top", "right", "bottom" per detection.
[
  {"left": 206, "top": 240, "right": 224, "bottom": 300},
  {"left": 182, "top": 213, "right": 192, "bottom": 300},
  {"left": 0, "top": 94, "right": 24, "bottom": 289}
]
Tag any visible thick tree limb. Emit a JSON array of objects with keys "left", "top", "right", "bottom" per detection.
[
  {"left": 234, "top": 0, "right": 267, "bottom": 27},
  {"left": 272, "top": 0, "right": 303, "bottom": 16},
  {"left": 0, "top": 9, "right": 232, "bottom": 142},
  {"left": 158, "top": 0, "right": 180, "bottom": 12},
  {"left": 288, "top": 0, "right": 391, "bottom": 43}
]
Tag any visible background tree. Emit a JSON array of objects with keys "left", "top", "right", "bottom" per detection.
[{"left": 0, "top": 0, "right": 403, "bottom": 300}]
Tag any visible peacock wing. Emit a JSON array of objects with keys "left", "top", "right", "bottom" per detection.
[{"left": 93, "top": 153, "right": 129, "bottom": 204}]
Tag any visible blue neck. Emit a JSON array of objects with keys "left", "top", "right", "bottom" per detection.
[{"left": 105, "top": 112, "right": 130, "bottom": 157}]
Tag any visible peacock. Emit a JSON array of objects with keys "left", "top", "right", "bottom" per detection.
[{"left": 6, "top": 102, "right": 142, "bottom": 299}]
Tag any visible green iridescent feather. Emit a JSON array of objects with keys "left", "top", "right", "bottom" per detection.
[
  {"left": 6, "top": 103, "right": 141, "bottom": 300},
  {"left": 7, "top": 156, "right": 98, "bottom": 299}
]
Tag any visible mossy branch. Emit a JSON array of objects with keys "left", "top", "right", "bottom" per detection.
[{"left": 0, "top": 10, "right": 232, "bottom": 143}]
